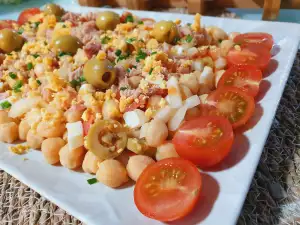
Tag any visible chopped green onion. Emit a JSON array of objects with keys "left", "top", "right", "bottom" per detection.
[
  {"left": 186, "top": 34, "right": 193, "bottom": 43},
  {"left": 101, "top": 36, "right": 111, "bottom": 44},
  {"left": 58, "top": 52, "right": 72, "bottom": 57},
  {"left": 17, "top": 28, "right": 24, "bottom": 35},
  {"left": 9, "top": 72, "right": 17, "bottom": 79},
  {"left": 0, "top": 101, "right": 11, "bottom": 109},
  {"left": 79, "top": 76, "right": 86, "bottom": 82},
  {"left": 62, "top": 24, "right": 67, "bottom": 28},
  {"left": 149, "top": 68, "right": 153, "bottom": 75},
  {"left": 13, "top": 80, "right": 23, "bottom": 92},
  {"left": 126, "top": 37, "right": 136, "bottom": 44},
  {"left": 120, "top": 86, "right": 128, "bottom": 91},
  {"left": 125, "top": 15, "right": 134, "bottom": 23},
  {"left": 27, "top": 62, "right": 33, "bottom": 70},
  {"left": 33, "top": 21, "right": 41, "bottom": 28},
  {"left": 132, "top": 65, "right": 137, "bottom": 69},
  {"left": 115, "top": 49, "right": 122, "bottom": 56},
  {"left": 117, "top": 52, "right": 130, "bottom": 62},
  {"left": 87, "top": 178, "right": 98, "bottom": 185},
  {"left": 32, "top": 54, "right": 40, "bottom": 58},
  {"left": 70, "top": 79, "right": 80, "bottom": 88},
  {"left": 36, "top": 80, "right": 41, "bottom": 85},
  {"left": 138, "top": 21, "right": 144, "bottom": 24},
  {"left": 136, "top": 49, "right": 147, "bottom": 62},
  {"left": 126, "top": 68, "right": 130, "bottom": 73},
  {"left": 151, "top": 51, "right": 157, "bottom": 55}
]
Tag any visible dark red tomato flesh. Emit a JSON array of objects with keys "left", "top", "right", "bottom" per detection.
[
  {"left": 217, "top": 65, "right": 262, "bottom": 97},
  {"left": 134, "top": 158, "right": 202, "bottom": 222},
  {"left": 234, "top": 32, "right": 274, "bottom": 50},
  {"left": 0, "top": 20, "right": 17, "bottom": 30},
  {"left": 227, "top": 44, "right": 271, "bottom": 70},
  {"left": 18, "top": 8, "right": 41, "bottom": 25},
  {"left": 204, "top": 87, "right": 255, "bottom": 129},
  {"left": 173, "top": 116, "right": 234, "bottom": 168}
]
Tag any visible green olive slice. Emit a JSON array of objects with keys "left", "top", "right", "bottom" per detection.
[
  {"left": 0, "top": 29, "right": 24, "bottom": 53},
  {"left": 44, "top": 3, "right": 64, "bottom": 17},
  {"left": 151, "top": 20, "right": 179, "bottom": 44},
  {"left": 86, "top": 120, "right": 127, "bottom": 161},
  {"left": 83, "top": 58, "right": 116, "bottom": 89},
  {"left": 53, "top": 35, "right": 82, "bottom": 55},
  {"left": 96, "top": 11, "right": 120, "bottom": 31}
]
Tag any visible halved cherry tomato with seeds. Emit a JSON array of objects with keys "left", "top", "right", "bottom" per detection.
[
  {"left": 234, "top": 32, "right": 274, "bottom": 50},
  {"left": 217, "top": 65, "right": 262, "bottom": 97},
  {"left": 227, "top": 44, "right": 271, "bottom": 70},
  {"left": 204, "top": 87, "right": 255, "bottom": 129},
  {"left": 18, "top": 8, "right": 41, "bottom": 25},
  {"left": 173, "top": 116, "right": 234, "bottom": 167},
  {"left": 134, "top": 158, "right": 202, "bottom": 222}
]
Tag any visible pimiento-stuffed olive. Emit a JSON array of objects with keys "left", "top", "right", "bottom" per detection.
[
  {"left": 0, "top": 29, "right": 24, "bottom": 53},
  {"left": 53, "top": 35, "right": 82, "bottom": 55},
  {"left": 83, "top": 58, "right": 116, "bottom": 89},
  {"left": 96, "top": 11, "right": 120, "bottom": 31},
  {"left": 86, "top": 120, "right": 127, "bottom": 161},
  {"left": 151, "top": 21, "right": 179, "bottom": 44},
  {"left": 44, "top": 3, "right": 64, "bottom": 17}
]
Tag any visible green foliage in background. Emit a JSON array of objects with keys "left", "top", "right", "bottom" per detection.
[{"left": 0, "top": 0, "right": 22, "bottom": 4}]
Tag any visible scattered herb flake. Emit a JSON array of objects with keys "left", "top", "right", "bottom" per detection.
[
  {"left": 117, "top": 51, "right": 130, "bottom": 62},
  {"left": 126, "top": 37, "right": 136, "bottom": 44},
  {"left": 9, "top": 72, "right": 17, "bottom": 79},
  {"left": 173, "top": 36, "right": 180, "bottom": 44},
  {"left": 32, "top": 53, "right": 39, "bottom": 58},
  {"left": 27, "top": 62, "right": 33, "bottom": 70},
  {"left": 70, "top": 79, "right": 80, "bottom": 88},
  {"left": 126, "top": 68, "right": 130, "bottom": 73},
  {"left": 115, "top": 49, "right": 122, "bottom": 56},
  {"left": 62, "top": 24, "right": 67, "bottom": 28},
  {"left": 149, "top": 68, "right": 153, "bottom": 75},
  {"left": 79, "top": 76, "right": 86, "bottom": 82},
  {"left": 187, "top": 23, "right": 192, "bottom": 27},
  {"left": 125, "top": 15, "right": 134, "bottom": 23},
  {"left": 120, "top": 86, "right": 128, "bottom": 91},
  {"left": 101, "top": 36, "right": 111, "bottom": 44},
  {"left": 186, "top": 34, "right": 193, "bottom": 43},
  {"left": 218, "top": 39, "right": 223, "bottom": 44},
  {"left": 138, "top": 21, "right": 144, "bottom": 24},
  {"left": 87, "top": 178, "right": 98, "bottom": 185},
  {"left": 33, "top": 21, "right": 41, "bottom": 28},
  {"left": 0, "top": 101, "right": 11, "bottom": 109},
  {"left": 58, "top": 52, "right": 72, "bottom": 57},
  {"left": 17, "top": 28, "right": 24, "bottom": 35},
  {"left": 136, "top": 49, "right": 147, "bottom": 62},
  {"left": 151, "top": 51, "right": 157, "bottom": 55},
  {"left": 13, "top": 80, "right": 23, "bottom": 92},
  {"left": 36, "top": 80, "right": 41, "bottom": 85},
  {"left": 132, "top": 65, "right": 137, "bottom": 69},
  {"left": 139, "top": 39, "right": 145, "bottom": 43}
]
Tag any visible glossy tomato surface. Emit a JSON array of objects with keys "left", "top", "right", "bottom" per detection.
[
  {"left": 134, "top": 158, "right": 202, "bottom": 222},
  {"left": 173, "top": 116, "right": 234, "bottom": 167},
  {"left": 204, "top": 87, "right": 255, "bottom": 129},
  {"left": 18, "top": 8, "right": 41, "bottom": 25},
  {"left": 234, "top": 32, "right": 274, "bottom": 50},
  {"left": 227, "top": 44, "right": 271, "bottom": 70},
  {"left": 217, "top": 65, "right": 262, "bottom": 97}
]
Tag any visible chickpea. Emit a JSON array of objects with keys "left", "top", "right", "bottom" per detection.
[
  {"left": 185, "top": 107, "right": 201, "bottom": 121},
  {"left": 37, "top": 121, "right": 66, "bottom": 138},
  {"left": 126, "top": 155, "right": 155, "bottom": 182},
  {"left": 41, "top": 138, "right": 65, "bottom": 165},
  {"left": 229, "top": 32, "right": 240, "bottom": 41},
  {"left": 102, "top": 99, "right": 120, "bottom": 120},
  {"left": 220, "top": 40, "right": 234, "bottom": 56},
  {"left": 96, "top": 159, "right": 129, "bottom": 188},
  {"left": 59, "top": 144, "right": 86, "bottom": 170},
  {"left": 64, "top": 109, "right": 83, "bottom": 123},
  {"left": 128, "top": 76, "right": 142, "bottom": 89},
  {"left": 26, "top": 129, "right": 44, "bottom": 149},
  {"left": 145, "top": 119, "right": 168, "bottom": 147},
  {"left": 0, "top": 122, "right": 18, "bottom": 143},
  {"left": 19, "top": 120, "right": 30, "bottom": 141},
  {"left": 179, "top": 73, "right": 199, "bottom": 94},
  {"left": 0, "top": 110, "right": 14, "bottom": 124},
  {"left": 82, "top": 151, "right": 102, "bottom": 174},
  {"left": 156, "top": 142, "right": 179, "bottom": 161},
  {"left": 147, "top": 95, "right": 163, "bottom": 110}
]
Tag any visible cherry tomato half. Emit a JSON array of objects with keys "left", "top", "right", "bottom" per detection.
[
  {"left": 227, "top": 44, "right": 271, "bottom": 70},
  {"left": 134, "top": 158, "right": 202, "bottom": 222},
  {"left": 173, "top": 116, "right": 234, "bottom": 167},
  {"left": 217, "top": 65, "right": 262, "bottom": 97},
  {"left": 204, "top": 87, "right": 255, "bottom": 129},
  {"left": 0, "top": 20, "right": 17, "bottom": 30},
  {"left": 234, "top": 32, "right": 274, "bottom": 50},
  {"left": 18, "top": 8, "right": 41, "bottom": 25}
]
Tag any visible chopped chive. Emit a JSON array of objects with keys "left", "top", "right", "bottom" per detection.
[
  {"left": 58, "top": 52, "right": 72, "bottom": 57},
  {"left": 33, "top": 21, "right": 41, "bottom": 28},
  {"left": 0, "top": 101, "right": 12, "bottom": 109},
  {"left": 87, "top": 178, "right": 98, "bottom": 185},
  {"left": 136, "top": 49, "right": 147, "bottom": 62},
  {"left": 120, "top": 86, "right": 128, "bottom": 91},
  {"left": 27, "top": 62, "right": 33, "bottom": 70},
  {"left": 138, "top": 21, "right": 144, "bottom": 24},
  {"left": 101, "top": 36, "right": 111, "bottom": 44},
  {"left": 151, "top": 51, "right": 157, "bottom": 55},
  {"left": 186, "top": 34, "right": 193, "bottom": 43},
  {"left": 70, "top": 79, "right": 80, "bottom": 88},
  {"left": 32, "top": 54, "right": 40, "bottom": 58},
  {"left": 7, "top": 53, "right": 12, "bottom": 56},
  {"left": 126, "top": 37, "right": 136, "bottom": 44},
  {"left": 149, "top": 68, "right": 153, "bottom": 75},
  {"left": 36, "top": 80, "right": 41, "bottom": 85},
  {"left": 132, "top": 65, "right": 137, "bottom": 69},
  {"left": 117, "top": 51, "right": 130, "bottom": 62},
  {"left": 17, "top": 28, "right": 24, "bottom": 35},
  {"left": 125, "top": 15, "right": 134, "bottom": 23},
  {"left": 13, "top": 80, "right": 23, "bottom": 92},
  {"left": 79, "top": 76, "right": 86, "bottom": 82},
  {"left": 115, "top": 49, "right": 122, "bottom": 56},
  {"left": 9, "top": 72, "right": 17, "bottom": 79}
]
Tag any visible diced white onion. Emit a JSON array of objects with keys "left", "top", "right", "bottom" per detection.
[
  {"left": 187, "top": 47, "right": 198, "bottom": 57},
  {"left": 192, "top": 60, "right": 204, "bottom": 72},
  {"left": 34, "top": 63, "right": 45, "bottom": 77},
  {"left": 215, "top": 70, "right": 225, "bottom": 87},
  {"left": 185, "top": 95, "right": 200, "bottom": 109},
  {"left": 167, "top": 76, "right": 183, "bottom": 108},
  {"left": 175, "top": 46, "right": 184, "bottom": 56},
  {"left": 8, "top": 97, "right": 41, "bottom": 118},
  {"left": 79, "top": 84, "right": 95, "bottom": 95},
  {"left": 168, "top": 105, "right": 188, "bottom": 131},
  {"left": 198, "top": 66, "right": 214, "bottom": 89},
  {"left": 140, "top": 123, "right": 149, "bottom": 138},
  {"left": 66, "top": 121, "right": 84, "bottom": 150},
  {"left": 199, "top": 94, "right": 208, "bottom": 104},
  {"left": 154, "top": 105, "right": 176, "bottom": 123},
  {"left": 123, "top": 109, "right": 149, "bottom": 128}
]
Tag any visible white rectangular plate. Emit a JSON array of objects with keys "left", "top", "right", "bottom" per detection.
[{"left": 1, "top": 5, "right": 300, "bottom": 225}]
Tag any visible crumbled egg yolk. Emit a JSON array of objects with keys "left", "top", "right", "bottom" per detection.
[{"left": 9, "top": 144, "right": 29, "bottom": 155}]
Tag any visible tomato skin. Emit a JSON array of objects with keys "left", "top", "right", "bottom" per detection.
[
  {"left": 0, "top": 20, "right": 17, "bottom": 30},
  {"left": 134, "top": 158, "right": 202, "bottom": 222},
  {"left": 227, "top": 44, "right": 271, "bottom": 70},
  {"left": 18, "top": 8, "right": 41, "bottom": 25},
  {"left": 205, "top": 87, "right": 255, "bottom": 129},
  {"left": 234, "top": 32, "right": 274, "bottom": 50},
  {"left": 173, "top": 116, "right": 234, "bottom": 167},
  {"left": 217, "top": 65, "right": 262, "bottom": 97}
]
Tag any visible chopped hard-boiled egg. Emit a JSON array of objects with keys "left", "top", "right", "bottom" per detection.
[
  {"left": 185, "top": 95, "right": 200, "bottom": 109},
  {"left": 66, "top": 121, "right": 84, "bottom": 150},
  {"left": 168, "top": 105, "right": 188, "bottom": 131},
  {"left": 198, "top": 66, "right": 215, "bottom": 90},
  {"left": 167, "top": 76, "right": 183, "bottom": 108},
  {"left": 123, "top": 109, "right": 149, "bottom": 128}
]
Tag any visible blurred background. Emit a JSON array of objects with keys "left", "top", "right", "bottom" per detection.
[{"left": 0, "top": 0, "right": 300, "bottom": 23}]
